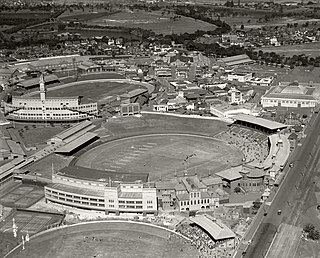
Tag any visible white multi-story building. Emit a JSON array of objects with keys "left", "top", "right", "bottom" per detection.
[
  {"left": 44, "top": 166, "right": 157, "bottom": 215},
  {"left": 261, "top": 81, "right": 320, "bottom": 108},
  {"left": 4, "top": 74, "right": 98, "bottom": 122}
]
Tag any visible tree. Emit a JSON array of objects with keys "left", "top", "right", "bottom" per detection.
[
  {"left": 309, "top": 229, "right": 320, "bottom": 240},
  {"left": 253, "top": 199, "right": 262, "bottom": 209},
  {"left": 234, "top": 186, "right": 241, "bottom": 193},
  {"left": 304, "top": 223, "right": 315, "bottom": 234}
]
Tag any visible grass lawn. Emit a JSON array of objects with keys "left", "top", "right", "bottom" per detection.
[
  {"left": 25, "top": 153, "right": 73, "bottom": 180},
  {"left": 295, "top": 238, "right": 320, "bottom": 258},
  {"left": 12, "top": 124, "right": 65, "bottom": 147},
  {"left": 76, "top": 134, "right": 242, "bottom": 181},
  {"left": 9, "top": 222, "right": 199, "bottom": 258},
  {"left": 103, "top": 113, "right": 230, "bottom": 137},
  {"left": 30, "top": 80, "right": 148, "bottom": 104},
  {"left": 258, "top": 42, "right": 320, "bottom": 57},
  {"left": 88, "top": 10, "right": 217, "bottom": 35}
]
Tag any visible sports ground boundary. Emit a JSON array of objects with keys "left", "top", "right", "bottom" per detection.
[{"left": 4, "top": 220, "right": 192, "bottom": 258}]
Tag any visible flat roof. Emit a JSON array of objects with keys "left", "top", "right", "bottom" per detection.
[
  {"left": 190, "top": 215, "right": 236, "bottom": 240},
  {"left": 47, "top": 183, "right": 104, "bottom": 197},
  {"left": 59, "top": 166, "right": 149, "bottom": 183},
  {"left": 7, "top": 140, "right": 25, "bottom": 156},
  {"left": 215, "top": 166, "right": 243, "bottom": 181},
  {"left": 54, "top": 120, "right": 92, "bottom": 141},
  {"left": 231, "top": 114, "right": 287, "bottom": 130},
  {"left": 120, "top": 88, "right": 148, "bottom": 98},
  {"left": 18, "top": 74, "right": 59, "bottom": 89},
  {"left": 55, "top": 132, "right": 98, "bottom": 154}
]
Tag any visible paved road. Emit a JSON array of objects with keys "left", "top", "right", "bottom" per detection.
[{"left": 240, "top": 111, "right": 320, "bottom": 258}]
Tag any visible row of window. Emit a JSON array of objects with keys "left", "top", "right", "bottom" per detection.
[
  {"left": 242, "top": 182, "right": 261, "bottom": 187},
  {"left": 47, "top": 194, "right": 104, "bottom": 207},
  {"left": 263, "top": 99, "right": 312, "bottom": 105},
  {"left": 46, "top": 190, "right": 104, "bottom": 202},
  {"left": 190, "top": 192, "right": 200, "bottom": 198},
  {"left": 181, "top": 198, "right": 210, "bottom": 206},
  {"left": 118, "top": 205, "right": 144, "bottom": 209},
  {"left": 118, "top": 200, "right": 143, "bottom": 204}
]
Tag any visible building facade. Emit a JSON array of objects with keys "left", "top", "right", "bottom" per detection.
[
  {"left": 4, "top": 75, "right": 98, "bottom": 122},
  {"left": 44, "top": 172, "right": 157, "bottom": 215},
  {"left": 261, "top": 81, "right": 320, "bottom": 108}
]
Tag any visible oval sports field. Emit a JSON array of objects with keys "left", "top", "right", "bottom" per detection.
[{"left": 76, "top": 134, "right": 243, "bottom": 181}]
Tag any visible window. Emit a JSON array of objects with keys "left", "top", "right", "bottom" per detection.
[
  {"left": 136, "top": 201, "right": 142, "bottom": 204},
  {"left": 119, "top": 205, "right": 125, "bottom": 208},
  {"left": 136, "top": 206, "right": 143, "bottom": 209},
  {"left": 109, "top": 199, "right": 114, "bottom": 203},
  {"left": 109, "top": 205, "right": 114, "bottom": 208},
  {"left": 119, "top": 200, "right": 125, "bottom": 204},
  {"left": 147, "top": 200, "right": 153, "bottom": 204},
  {"left": 127, "top": 205, "right": 135, "bottom": 209},
  {"left": 147, "top": 206, "right": 153, "bottom": 209},
  {"left": 126, "top": 201, "right": 134, "bottom": 204}
]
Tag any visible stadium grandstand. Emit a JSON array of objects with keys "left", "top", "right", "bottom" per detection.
[
  {"left": 17, "top": 74, "right": 59, "bottom": 90},
  {"left": 189, "top": 215, "right": 236, "bottom": 247},
  {"left": 54, "top": 132, "right": 98, "bottom": 155},
  {"left": 48, "top": 120, "right": 99, "bottom": 155},
  {"left": 217, "top": 54, "right": 254, "bottom": 67},
  {"left": 44, "top": 166, "right": 157, "bottom": 215},
  {"left": 4, "top": 75, "right": 98, "bottom": 123},
  {"left": 230, "top": 114, "right": 287, "bottom": 134}
]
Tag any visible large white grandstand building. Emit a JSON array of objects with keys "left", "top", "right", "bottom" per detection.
[
  {"left": 4, "top": 75, "right": 98, "bottom": 122},
  {"left": 44, "top": 166, "right": 157, "bottom": 216},
  {"left": 261, "top": 81, "right": 320, "bottom": 108}
]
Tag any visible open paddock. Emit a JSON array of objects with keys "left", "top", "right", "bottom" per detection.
[
  {"left": 7, "top": 221, "right": 199, "bottom": 258},
  {"left": 88, "top": 10, "right": 217, "bottom": 35},
  {"left": 258, "top": 42, "right": 320, "bottom": 57}
]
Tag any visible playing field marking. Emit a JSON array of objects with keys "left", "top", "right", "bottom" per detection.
[
  {"left": 139, "top": 148, "right": 149, "bottom": 151},
  {"left": 110, "top": 165, "right": 121, "bottom": 169},
  {"left": 124, "top": 156, "right": 136, "bottom": 160},
  {"left": 142, "top": 145, "right": 153, "bottom": 148},
  {"left": 146, "top": 143, "right": 157, "bottom": 146},
  {"left": 115, "top": 162, "right": 126, "bottom": 166},
  {"left": 133, "top": 150, "right": 145, "bottom": 154}
]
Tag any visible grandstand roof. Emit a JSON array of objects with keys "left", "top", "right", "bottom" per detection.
[
  {"left": 219, "top": 54, "right": 253, "bottom": 66},
  {"left": 190, "top": 215, "right": 236, "bottom": 240},
  {"left": 18, "top": 74, "right": 59, "bottom": 89},
  {"left": 7, "top": 140, "right": 25, "bottom": 156},
  {"left": 54, "top": 120, "right": 93, "bottom": 141},
  {"left": 59, "top": 166, "right": 149, "bottom": 183},
  {"left": 231, "top": 114, "right": 287, "bottom": 130},
  {"left": 55, "top": 132, "right": 98, "bottom": 154},
  {"left": 47, "top": 183, "right": 104, "bottom": 197},
  {"left": 215, "top": 166, "right": 243, "bottom": 181},
  {"left": 120, "top": 88, "right": 148, "bottom": 99}
]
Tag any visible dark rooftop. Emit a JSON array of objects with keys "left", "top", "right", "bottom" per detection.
[{"left": 59, "top": 166, "right": 149, "bottom": 183}]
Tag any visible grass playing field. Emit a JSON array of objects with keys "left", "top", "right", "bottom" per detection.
[
  {"left": 8, "top": 222, "right": 199, "bottom": 258},
  {"left": 88, "top": 10, "right": 217, "bottom": 35},
  {"left": 76, "top": 134, "right": 242, "bottom": 180},
  {"left": 30, "top": 80, "right": 149, "bottom": 104}
]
